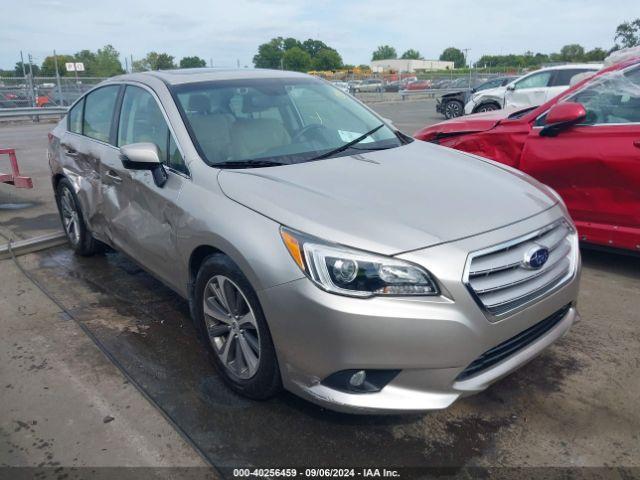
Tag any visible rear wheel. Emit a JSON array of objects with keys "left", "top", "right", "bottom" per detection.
[
  {"left": 55, "top": 178, "right": 102, "bottom": 256},
  {"left": 194, "top": 254, "right": 281, "bottom": 399},
  {"left": 444, "top": 100, "right": 464, "bottom": 119}
]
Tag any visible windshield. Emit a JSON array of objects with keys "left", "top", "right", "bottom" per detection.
[{"left": 172, "top": 77, "right": 405, "bottom": 167}]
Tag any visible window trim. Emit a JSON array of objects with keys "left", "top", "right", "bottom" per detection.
[
  {"left": 80, "top": 84, "right": 123, "bottom": 144},
  {"left": 113, "top": 82, "right": 190, "bottom": 179},
  {"left": 66, "top": 97, "right": 85, "bottom": 134}
]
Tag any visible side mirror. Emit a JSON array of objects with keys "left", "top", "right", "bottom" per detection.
[
  {"left": 540, "top": 102, "right": 586, "bottom": 137},
  {"left": 120, "top": 142, "right": 167, "bottom": 187},
  {"left": 506, "top": 84, "right": 515, "bottom": 91}
]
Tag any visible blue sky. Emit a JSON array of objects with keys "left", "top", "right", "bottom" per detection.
[{"left": 1, "top": 0, "right": 637, "bottom": 71}]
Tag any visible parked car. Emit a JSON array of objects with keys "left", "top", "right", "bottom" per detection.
[
  {"left": 416, "top": 57, "right": 640, "bottom": 253},
  {"left": 437, "top": 76, "right": 516, "bottom": 119},
  {"left": 49, "top": 69, "right": 581, "bottom": 413},
  {"left": 404, "top": 80, "right": 432, "bottom": 91},
  {"left": 353, "top": 78, "right": 384, "bottom": 93},
  {"left": 465, "top": 64, "right": 602, "bottom": 114}
]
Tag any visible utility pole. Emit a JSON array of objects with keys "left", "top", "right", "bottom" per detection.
[
  {"left": 53, "top": 50, "right": 63, "bottom": 105},
  {"left": 130, "top": 54, "right": 134, "bottom": 72},
  {"left": 462, "top": 48, "right": 471, "bottom": 88},
  {"left": 27, "top": 53, "right": 36, "bottom": 108}
]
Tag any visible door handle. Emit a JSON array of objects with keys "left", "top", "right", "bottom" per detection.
[
  {"left": 105, "top": 170, "right": 122, "bottom": 183},
  {"left": 634, "top": 140, "right": 640, "bottom": 149},
  {"left": 62, "top": 145, "right": 79, "bottom": 157}
]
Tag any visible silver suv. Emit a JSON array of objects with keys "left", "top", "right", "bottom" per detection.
[{"left": 48, "top": 69, "right": 581, "bottom": 414}]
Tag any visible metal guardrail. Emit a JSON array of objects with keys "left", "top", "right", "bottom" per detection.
[
  {"left": 0, "top": 106, "right": 68, "bottom": 119},
  {"left": 398, "top": 88, "right": 464, "bottom": 100}
]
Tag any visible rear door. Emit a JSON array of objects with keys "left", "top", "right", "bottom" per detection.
[
  {"left": 59, "top": 85, "right": 121, "bottom": 239},
  {"left": 100, "top": 84, "right": 189, "bottom": 290},
  {"left": 545, "top": 68, "right": 597, "bottom": 102},
  {"left": 521, "top": 66, "right": 640, "bottom": 250},
  {"left": 504, "top": 70, "right": 554, "bottom": 110}
]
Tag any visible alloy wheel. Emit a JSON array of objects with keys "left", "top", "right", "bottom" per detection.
[
  {"left": 445, "top": 102, "right": 462, "bottom": 118},
  {"left": 203, "top": 275, "right": 261, "bottom": 379},
  {"left": 60, "top": 187, "right": 81, "bottom": 246}
]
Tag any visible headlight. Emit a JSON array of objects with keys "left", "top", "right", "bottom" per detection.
[{"left": 280, "top": 227, "right": 439, "bottom": 297}]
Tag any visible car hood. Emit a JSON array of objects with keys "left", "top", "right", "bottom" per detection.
[
  {"left": 218, "top": 141, "right": 557, "bottom": 255},
  {"left": 415, "top": 109, "right": 514, "bottom": 138}
]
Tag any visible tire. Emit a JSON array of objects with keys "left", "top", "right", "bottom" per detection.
[
  {"left": 55, "top": 178, "right": 102, "bottom": 256},
  {"left": 474, "top": 103, "right": 500, "bottom": 113},
  {"left": 194, "top": 254, "right": 281, "bottom": 399},
  {"left": 444, "top": 100, "right": 464, "bottom": 119}
]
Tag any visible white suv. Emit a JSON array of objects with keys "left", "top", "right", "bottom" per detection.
[{"left": 465, "top": 64, "right": 602, "bottom": 114}]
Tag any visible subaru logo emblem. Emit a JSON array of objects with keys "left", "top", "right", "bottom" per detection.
[{"left": 523, "top": 245, "right": 550, "bottom": 270}]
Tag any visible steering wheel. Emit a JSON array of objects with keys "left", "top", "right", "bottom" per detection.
[{"left": 292, "top": 123, "right": 327, "bottom": 143}]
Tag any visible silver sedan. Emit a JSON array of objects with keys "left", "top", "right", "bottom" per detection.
[{"left": 48, "top": 68, "right": 581, "bottom": 413}]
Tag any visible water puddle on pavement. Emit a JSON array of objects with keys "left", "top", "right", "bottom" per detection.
[{"left": 19, "top": 246, "right": 576, "bottom": 470}]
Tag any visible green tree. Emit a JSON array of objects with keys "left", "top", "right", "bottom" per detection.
[
  {"left": 253, "top": 38, "right": 286, "bottom": 69},
  {"left": 302, "top": 39, "right": 329, "bottom": 57},
  {"left": 14, "top": 61, "right": 40, "bottom": 76},
  {"left": 614, "top": 18, "right": 640, "bottom": 48},
  {"left": 179, "top": 56, "right": 207, "bottom": 68},
  {"left": 253, "top": 37, "right": 343, "bottom": 70},
  {"left": 133, "top": 52, "right": 176, "bottom": 71},
  {"left": 584, "top": 48, "right": 607, "bottom": 62},
  {"left": 372, "top": 45, "right": 397, "bottom": 61},
  {"left": 40, "top": 54, "right": 75, "bottom": 76},
  {"left": 91, "top": 45, "right": 124, "bottom": 76},
  {"left": 283, "top": 47, "right": 312, "bottom": 72},
  {"left": 400, "top": 49, "right": 422, "bottom": 60},
  {"left": 559, "top": 44, "right": 585, "bottom": 62},
  {"left": 439, "top": 47, "right": 466, "bottom": 68},
  {"left": 312, "top": 48, "right": 343, "bottom": 70}
]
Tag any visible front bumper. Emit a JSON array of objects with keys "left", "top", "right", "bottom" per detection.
[{"left": 259, "top": 208, "right": 581, "bottom": 413}]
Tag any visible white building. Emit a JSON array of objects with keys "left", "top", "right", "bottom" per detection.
[{"left": 370, "top": 59, "right": 454, "bottom": 73}]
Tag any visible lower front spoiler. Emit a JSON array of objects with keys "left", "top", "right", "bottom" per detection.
[{"left": 288, "top": 307, "right": 579, "bottom": 414}]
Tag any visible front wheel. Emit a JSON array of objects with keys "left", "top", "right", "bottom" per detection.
[
  {"left": 475, "top": 103, "right": 500, "bottom": 113},
  {"left": 194, "top": 254, "right": 281, "bottom": 399},
  {"left": 444, "top": 100, "right": 464, "bottom": 119}
]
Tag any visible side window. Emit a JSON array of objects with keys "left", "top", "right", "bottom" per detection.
[
  {"left": 567, "top": 67, "right": 640, "bottom": 125},
  {"left": 68, "top": 98, "right": 83, "bottom": 134},
  {"left": 83, "top": 86, "right": 119, "bottom": 143},
  {"left": 514, "top": 71, "right": 553, "bottom": 90},
  {"left": 551, "top": 69, "right": 592, "bottom": 87},
  {"left": 118, "top": 86, "right": 187, "bottom": 174}
]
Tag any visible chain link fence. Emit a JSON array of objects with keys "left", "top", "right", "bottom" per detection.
[{"left": 0, "top": 76, "right": 107, "bottom": 108}]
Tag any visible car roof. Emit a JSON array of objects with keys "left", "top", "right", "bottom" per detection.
[
  {"left": 108, "top": 68, "right": 311, "bottom": 86},
  {"left": 534, "top": 63, "right": 603, "bottom": 71}
]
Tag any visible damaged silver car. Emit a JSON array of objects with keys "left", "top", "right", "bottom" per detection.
[{"left": 48, "top": 69, "right": 581, "bottom": 413}]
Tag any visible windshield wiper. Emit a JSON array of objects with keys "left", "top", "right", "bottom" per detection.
[
  {"left": 214, "top": 160, "right": 286, "bottom": 169},
  {"left": 310, "top": 124, "right": 385, "bottom": 161}
]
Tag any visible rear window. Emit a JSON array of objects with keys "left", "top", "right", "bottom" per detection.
[
  {"left": 82, "top": 86, "right": 120, "bottom": 143},
  {"left": 551, "top": 68, "right": 596, "bottom": 87},
  {"left": 68, "top": 98, "right": 83, "bottom": 134}
]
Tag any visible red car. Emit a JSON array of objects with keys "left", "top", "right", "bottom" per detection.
[
  {"left": 415, "top": 57, "right": 640, "bottom": 253},
  {"left": 405, "top": 80, "right": 432, "bottom": 90}
]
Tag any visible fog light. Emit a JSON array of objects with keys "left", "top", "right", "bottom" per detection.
[
  {"left": 322, "top": 369, "right": 400, "bottom": 394},
  {"left": 349, "top": 370, "right": 366, "bottom": 388}
]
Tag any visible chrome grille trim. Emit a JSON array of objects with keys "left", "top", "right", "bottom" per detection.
[{"left": 463, "top": 219, "right": 578, "bottom": 319}]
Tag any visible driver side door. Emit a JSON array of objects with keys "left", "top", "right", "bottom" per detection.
[{"left": 520, "top": 67, "right": 640, "bottom": 250}]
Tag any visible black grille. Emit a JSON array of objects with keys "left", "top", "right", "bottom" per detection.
[{"left": 456, "top": 304, "right": 571, "bottom": 381}]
